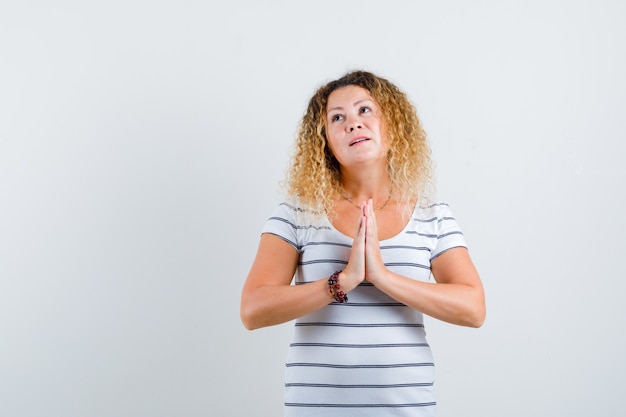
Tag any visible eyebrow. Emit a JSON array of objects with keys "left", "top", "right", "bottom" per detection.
[{"left": 326, "top": 98, "right": 373, "bottom": 114}]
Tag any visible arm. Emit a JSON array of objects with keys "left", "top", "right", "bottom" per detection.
[
  {"left": 363, "top": 200, "right": 486, "bottom": 328},
  {"left": 240, "top": 233, "right": 329, "bottom": 330},
  {"left": 241, "top": 215, "right": 367, "bottom": 330},
  {"left": 368, "top": 247, "right": 485, "bottom": 327}
]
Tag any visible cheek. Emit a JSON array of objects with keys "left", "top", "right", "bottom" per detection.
[
  {"left": 378, "top": 123, "right": 391, "bottom": 150},
  {"left": 378, "top": 121, "right": 388, "bottom": 142},
  {"left": 326, "top": 128, "right": 342, "bottom": 152},
  {"left": 323, "top": 135, "right": 336, "bottom": 158}
]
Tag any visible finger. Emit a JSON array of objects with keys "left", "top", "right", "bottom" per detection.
[
  {"left": 366, "top": 215, "right": 377, "bottom": 243},
  {"left": 366, "top": 200, "right": 378, "bottom": 236},
  {"left": 358, "top": 215, "right": 367, "bottom": 242},
  {"left": 353, "top": 213, "right": 366, "bottom": 240}
]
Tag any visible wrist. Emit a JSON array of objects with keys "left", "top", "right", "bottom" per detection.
[
  {"left": 366, "top": 267, "right": 388, "bottom": 286},
  {"left": 328, "top": 270, "right": 348, "bottom": 303}
]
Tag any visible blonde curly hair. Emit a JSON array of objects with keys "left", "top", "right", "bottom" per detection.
[{"left": 285, "top": 70, "right": 433, "bottom": 217}]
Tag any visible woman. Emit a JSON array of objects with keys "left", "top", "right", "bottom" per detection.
[{"left": 240, "top": 70, "right": 485, "bottom": 416}]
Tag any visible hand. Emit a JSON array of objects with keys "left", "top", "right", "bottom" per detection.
[
  {"left": 340, "top": 208, "right": 366, "bottom": 292},
  {"left": 363, "top": 199, "right": 388, "bottom": 284}
]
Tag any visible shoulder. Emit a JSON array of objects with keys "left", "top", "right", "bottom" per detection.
[
  {"left": 407, "top": 201, "right": 466, "bottom": 245},
  {"left": 414, "top": 201, "right": 467, "bottom": 258},
  {"left": 415, "top": 201, "right": 452, "bottom": 216},
  {"left": 411, "top": 201, "right": 458, "bottom": 227},
  {"left": 262, "top": 200, "right": 332, "bottom": 248},
  {"left": 267, "top": 199, "right": 324, "bottom": 227}
]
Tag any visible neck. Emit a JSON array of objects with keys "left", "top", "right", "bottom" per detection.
[{"left": 339, "top": 166, "right": 391, "bottom": 206}]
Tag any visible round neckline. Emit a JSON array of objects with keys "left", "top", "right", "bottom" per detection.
[{"left": 324, "top": 203, "right": 417, "bottom": 243}]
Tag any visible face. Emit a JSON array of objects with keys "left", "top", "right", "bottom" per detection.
[{"left": 325, "top": 85, "right": 387, "bottom": 169}]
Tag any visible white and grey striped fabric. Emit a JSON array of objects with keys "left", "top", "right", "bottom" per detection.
[{"left": 262, "top": 201, "right": 467, "bottom": 417}]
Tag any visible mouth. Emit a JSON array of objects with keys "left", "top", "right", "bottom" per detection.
[{"left": 349, "top": 136, "right": 370, "bottom": 146}]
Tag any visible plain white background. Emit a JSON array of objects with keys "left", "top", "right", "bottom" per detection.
[{"left": 1, "top": 1, "right": 625, "bottom": 416}]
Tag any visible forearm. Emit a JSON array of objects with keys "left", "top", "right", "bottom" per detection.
[
  {"left": 372, "top": 271, "right": 486, "bottom": 328},
  {"left": 241, "top": 277, "right": 332, "bottom": 330}
]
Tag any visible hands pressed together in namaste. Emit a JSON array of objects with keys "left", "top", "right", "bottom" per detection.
[{"left": 340, "top": 199, "right": 389, "bottom": 293}]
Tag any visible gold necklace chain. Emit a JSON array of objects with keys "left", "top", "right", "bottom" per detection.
[{"left": 342, "top": 191, "right": 392, "bottom": 211}]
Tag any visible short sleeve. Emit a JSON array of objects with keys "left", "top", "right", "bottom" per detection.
[
  {"left": 261, "top": 203, "right": 300, "bottom": 251},
  {"left": 431, "top": 203, "right": 467, "bottom": 261}
]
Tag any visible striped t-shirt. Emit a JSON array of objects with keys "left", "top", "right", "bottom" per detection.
[{"left": 262, "top": 201, "right": 467, "bottom": 417}]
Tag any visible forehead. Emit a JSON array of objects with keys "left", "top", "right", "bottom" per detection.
[{"left": 326, "top": 85, "right": 374, "bottom": 110}]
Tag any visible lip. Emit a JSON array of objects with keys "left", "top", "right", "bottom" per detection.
[{"left": 349, "top": 136, "right": 370, "bottom": 146}]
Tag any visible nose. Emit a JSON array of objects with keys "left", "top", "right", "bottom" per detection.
[{"left": 346, "top": 117, "right": 362, "bottom": 132}]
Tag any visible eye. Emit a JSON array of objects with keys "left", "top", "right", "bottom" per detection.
[
  {"left": 330, "top": 114, "right": 344, "bottom": 122},
  {"left": 359, "top": 106, "right": 371, "bottom": 114}
]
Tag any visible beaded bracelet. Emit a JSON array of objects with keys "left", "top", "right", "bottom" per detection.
[{"left": 328, "top": 270, "right": 348, "bottom": 303}]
